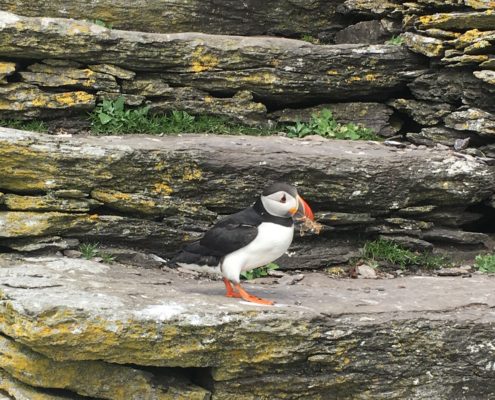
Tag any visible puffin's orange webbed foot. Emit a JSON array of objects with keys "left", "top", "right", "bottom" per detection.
[
  {"left": 223, "top": 278, "right": 241, "bottom": 298},
  {"left": 234, "top": 283, "right": 275, "bottom": 306}
]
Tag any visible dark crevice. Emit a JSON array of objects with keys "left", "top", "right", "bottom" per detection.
[
  {"left": 462, "top": 204, "right": 495, "bottom": 234},
  {"left": 128, "top": 364, "right": 215, "bottom": 394}
]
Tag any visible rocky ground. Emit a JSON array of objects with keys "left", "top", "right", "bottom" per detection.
[{"left": 0, "top": 254, "right": 494, "bottom": 399}]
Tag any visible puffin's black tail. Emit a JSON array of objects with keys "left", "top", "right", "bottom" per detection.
[{"left": 171, "top": 241, "right": 222, "bottom": 267}]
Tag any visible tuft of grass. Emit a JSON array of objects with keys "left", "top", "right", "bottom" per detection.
[
  {"left": 474, "top": 253, "right": 495, "bottom": 273},
  {"left": 78, "top": 242, "right": 116, "bottom": 264},
  {"left": 79, "top": 242, "right": 100, "bottom": 260},
  {"left": 363, "top": 239, "right": 447, "bottom": 270},
  {"left": 0, "top": 119, "right": 48, "bottom": 132},
  {"left": 386, "top": 35, "right": 404, "bottom": 45},
  {"left": 90, "top": 97, "right": 271, "bottom": 135},
  {"left": 285, "top": 109, "right": 380, "bottom": 141},
  {"left": 100, "top": 252, "right": 116, "bottom": 264},
  {"left": 241, "top": 262, "right": 280, "bottom": 280}
]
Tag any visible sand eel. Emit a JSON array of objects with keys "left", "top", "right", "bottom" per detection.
[{"left": 173, "top": 182, "right": 314, "bottom": 305}]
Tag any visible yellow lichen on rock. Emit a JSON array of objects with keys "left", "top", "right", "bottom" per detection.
[
  {"left": 153, "top": 183, "right": 173, "bottom": 195},
  {"left": 0, "top": 212, "right": 95, "bottom": 238},
  {"left": 3, "top": 194, "right": 97, "bottom": 212},
  {"left": 190, "top": 46, "right": 219, "bottom": 72}
]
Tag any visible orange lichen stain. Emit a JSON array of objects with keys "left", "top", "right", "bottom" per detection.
[
  {"left": 365, "top": 73, "right": 378, "bottom": 81},
  {"left": 89, "top": 214, "right": 100, "bottom": 220},
  {"left": 190, "top": 46, "right": 219, "bottom": 73},
  {"left": 348, "top": 76, "right": 362, "bottom": 82},
  {"left": 153, "top": 183, "right": 173, "bottom": 195},
  {"left": 326, "top": 70, "right": 338, "bottom": 75},
  {"left": 204, "top": 96, "right": 213, "bottom": 104}
]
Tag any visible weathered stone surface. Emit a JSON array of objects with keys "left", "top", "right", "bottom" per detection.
[
  {"left": 403, "top": 32, "right": 445, "bottom": 57},
  {"left": 0, "top": 128, "right": 493, "bottom": 263},
  {"left": 0, "top": 0, "right": 346, "bottom": 39},
  {"left": 0, "top": 61, "right": 15, "bottom": 81},
  {"left": 445, "top": 107, "right": 495, "bottom": 136},
  {"left": 0, "top": 256, "right": 495, "bottom": 399},
  {"left": 5, "top": 236, "right": 79, "bottom": 252},
  {"left": 418, "top": 11, "right": 495, "bottom": 30},
  {"left": 409, "top": 70, "right": 495, "bottom": 112},
  {"left": 474, "top": 69, "right": 495, "bottom": 85},
  {"left": 0, "top": 334, "right": 210, "bottom": 400},
  {"left": 423, "top": 28, "right": 461, "bottom": 40},
  {"left": 480, "top": 57, "right": 495, "bottom": 69},
  {"left": 148, "top": 91, "right": 269, "bottom": 127},
  {"left": 88, "top": 64, "right": 136, "bottom": 80},
  {"left": 406, "top": 127, "right": 477, "bottom": 146},
  {"left": 42, "top": 59, "right": 82, "bottom": 68},
  {"left": 272, "top": 102, "right": 398, "bottom": 137},
  {"left": 3, "top": 194, "right": 101, "bottom": 212},
  {"left": 337, "top": 0, "right": 403, "bottom": 17},
  {"left": 0, "top": 82, "right": 95, "bottom": 119},
  {"left": 0, "top": 370, "right": 75, "bottom": 400},
  {"left": 0, "top": 12, "right": 426, "bottom": 105},
  {"left": 421, "top": 228, "right": 490, "bottom": 245},
  {"left": 97, "top": 91, "right": 145, "bottom": 106},
  {"left": 442, "top": 53, "right": 489, "bottom": 66},
  {"left": 388, "top": 98, "right": 453, "bottom": 126},
  {"left": 334, "top": 20, "right": 394, "bottom": 44},
  {"left": 379, "top": 235, "right": 434, "bottom": 251},
  {"left": 20, "top": 63, "right": 119, "bottom": 91}
]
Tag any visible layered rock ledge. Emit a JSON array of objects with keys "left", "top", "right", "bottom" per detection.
[
  {"left": 0, "top": 128, "right": 494, "bottom": 267},
  {"left": 0, "top": 255, "right": 494, "bottom": 399}
]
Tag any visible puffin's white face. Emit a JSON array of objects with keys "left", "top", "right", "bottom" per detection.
[{"left": 261, "top": 190, "right": 298, "bottom": 218}]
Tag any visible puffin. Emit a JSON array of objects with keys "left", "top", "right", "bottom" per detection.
[{"left": 173, "top": 182, "right": 314, "bottom": 305}]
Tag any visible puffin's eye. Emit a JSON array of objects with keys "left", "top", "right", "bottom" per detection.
[{"left": 280, "top": 194, "right": 286, "bottom": 203}]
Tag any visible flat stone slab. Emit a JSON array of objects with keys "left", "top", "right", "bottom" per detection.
[{"left": 0, "top": 255, "right": 494, "bottom": 398}]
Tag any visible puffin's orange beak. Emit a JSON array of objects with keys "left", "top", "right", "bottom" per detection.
[{"left": 290, "top": 195, "right": 314, "bottom": 221}]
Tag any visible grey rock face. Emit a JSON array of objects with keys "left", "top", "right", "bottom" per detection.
[
  {"left": 0, "top": 256, "right": 494, "bottom": 399},
  {"left": 0, "top": 128, "right": 493, "bottom": 266}
]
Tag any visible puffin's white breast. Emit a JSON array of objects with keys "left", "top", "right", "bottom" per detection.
[{"left": 222, "top": 222, "right": 294, "bottom": 281}]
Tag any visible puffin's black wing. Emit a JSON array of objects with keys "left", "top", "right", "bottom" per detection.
[{"left": 172, "top": 207, "right": 262, "bottom": 266}]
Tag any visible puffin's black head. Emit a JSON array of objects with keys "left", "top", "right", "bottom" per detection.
[{"left": 260, "top": 182, "right": 314, "bottom": 220}]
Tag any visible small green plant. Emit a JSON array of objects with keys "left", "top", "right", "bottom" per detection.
[
  {"left": 241, "top": 263, "right": 280, "bottom": 280},
  {"left": 300, "top": 34, "right": 320, "bottom": 44},
  {"left": 100, "top": 252, "right": 116, "bottom": 264},
  {"left": 474, "top": 253, "right": 495, "bottom": 273},
  {"left": 90, "top": 97, "right": 273, "bottom": 135},
  {"left": 386, "top": 35, "right": 404, "bottom": 45},
  {"left": 285, "top": 109, "right": 380, "bottom": 141},
  {"left": 0, "top": 119, "right": 48, "bottom": 132},
  {"left": 79, "top": 242, "right": 100, "bottom": 260},
  {"left": 363, "top": 239, "right": 447, "bottom": 270},
  {"left": 92, "top": 97, "right": 151, "bottom": 134},
  {"left": 88, "top": 19, "right": 113, "bottom": 29}
]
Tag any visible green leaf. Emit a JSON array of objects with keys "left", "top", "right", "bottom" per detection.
[{"left": 98, "top": 113, "right": 113, "bottom": 125}]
